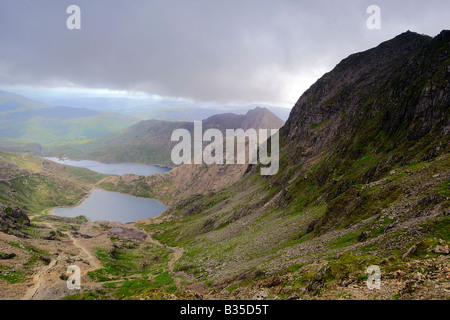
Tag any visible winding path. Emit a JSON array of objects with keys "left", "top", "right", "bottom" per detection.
[
  {"left": 22, "top": 220, "right": 102, "bottom": 300},
  {"left": 22, "top": 257, "right": 58, "bottom": 300},
  {"left": 143, "top": 230, "right": 189, "bottom": 289},
  {"left": 137, "top": 228, "right": 184, "bottom": 274}
]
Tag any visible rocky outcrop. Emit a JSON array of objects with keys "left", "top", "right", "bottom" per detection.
[
  {"left": 100, "top": 162, "right": 248, "bottom": 205},
  {"left": 274, "top": 30, "right": 450, "bottom": 234},
  {"left": 0, "top": 205, "right": 31, "bottom": 237}
]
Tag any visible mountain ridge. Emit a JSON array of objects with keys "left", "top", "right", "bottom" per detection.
[
  {"left": 47, "top": 107, "right": 285, "bottom": 166},
  {"left": 109, "top": 30, "right": 450, "bottom": 299}
]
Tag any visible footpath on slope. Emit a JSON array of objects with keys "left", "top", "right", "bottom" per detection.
[{"left": 22, "top": 218, "right": 103, "bottom": 300}]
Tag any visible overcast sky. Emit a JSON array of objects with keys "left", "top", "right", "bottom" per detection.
[{"left": 0, "top": 0, "right": 449, "bottom": 107}]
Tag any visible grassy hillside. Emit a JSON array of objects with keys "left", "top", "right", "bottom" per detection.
[
  {"left": 0, "top": 91, "right": 140, "bottom": 146},
  {"left": 0, "top": 152, "right": 108, "bottom": 213},
  {"left": 0, "top": 31, "right": 448, "bottom": 301}
]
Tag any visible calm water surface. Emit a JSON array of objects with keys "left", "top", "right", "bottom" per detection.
[
  {"left": 43, "top": 157, "right": 171, "bottom": 176},
  {"left": 53, "top": 189, "right": 167, "bottom": 223}
]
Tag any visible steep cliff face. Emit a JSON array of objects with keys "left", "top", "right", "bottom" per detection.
[
  {"left": 267, "top": 30, "right": 450, "bottom": 234},
  {"left": 137, "top": 31, "right": 449, "bottom": 297},
  {"left": 283, "top": 30, "right": 449, "bottom": 171}
]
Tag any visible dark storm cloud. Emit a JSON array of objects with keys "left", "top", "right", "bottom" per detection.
[{"left": 0, "top": 0, "right": 449, "bottom": 105}]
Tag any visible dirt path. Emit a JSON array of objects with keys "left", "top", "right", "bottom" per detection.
[
  {"left": 140, "top": 230, "right": 184, "bottom": 274},
  {"left": 168, "top": 247, "right": 184, "bottom": 274},
  {"left": 142, "top": 231, "right": 216, "bottom": 299},
  {"left": 21, "top": 220, "right": 102, "bottom": 300},
  {"left": 143, "top": 230, "right": 189, "bottom": 289},
  {"left": 22, "top": 257, "right": 58, "bottom": 300},
  {"left": 69, "top": 232, "right": 102, "bottom": 270}
]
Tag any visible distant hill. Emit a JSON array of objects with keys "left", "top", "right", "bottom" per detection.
[
  {"left": 133, "top": 105, "right": 292, "bottom": 122},
  {"left": 33, "top": 95, "right": 292, "bottom": 121},
  {"left": 0, "top": 90, "right": 50, "bottom": 111},
  {"left": 0, "top": 91, "right": 140, "bottom": 146},
  {"left": 47, "top": 107, "right": 285, "bottom": 166}
]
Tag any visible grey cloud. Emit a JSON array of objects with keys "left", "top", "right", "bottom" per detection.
[{"left": 0, "top": 0, "right": 449, "bottom": 105}]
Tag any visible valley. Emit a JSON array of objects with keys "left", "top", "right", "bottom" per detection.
[{"left": 0, "top": 30, "right": 449, "bottom": 301}]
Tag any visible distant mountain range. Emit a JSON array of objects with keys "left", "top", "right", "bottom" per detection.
[
  {"left": 0, "top": 91, "right": 290, "bottom": 165},
  {"left": 0, "top": 91, "right": 139, "bottom": 145},
  {"left": 22, "top": 94, "right": 292, "bottom": 121},
  {"left": 0, "top": 90, "right": 289, "bottom": 157},
  {"left": 46, "top": 107, "right": 285, "bottom": 166}
]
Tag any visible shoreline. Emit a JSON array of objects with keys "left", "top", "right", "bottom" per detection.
[
  {"left": 42, "top": 156, "right": 175, "bottom": 170},
  {"left": 47, "top": 186, "right": 96, "bottom": 217},
  {"left": 47, "top": 187, "right": 168, "bottom": 224},
  {"left": 40, "top": 156, "right": 172, "bottom": 222}
]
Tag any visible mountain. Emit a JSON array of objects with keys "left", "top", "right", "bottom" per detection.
[
  {"left": 133, "top": 105, "right": 292, "bottom": 122},
  {"left": 48, "top": 107, "right": 285, "bottom": 166},
  {"left": 0, "top": 91, "right": 140, "bottom": 146},
  {"left": 30, "top": 94, "right": 292, "bottom": 121},
  {"left": 0, "top": 90, "right": 50, "bottom": 111},
  {"left": 104, "top": 30, "right": 449, "bottom": 299},
  {"left": 204, "top": 107, "right": 284, "bottom": 131}
]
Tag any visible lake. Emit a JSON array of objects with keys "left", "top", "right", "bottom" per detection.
[
  {"left": 43, "top": 157, "right": 171, "bottom": 176},
  {"left": 52, "top": 189, "right": 167, "bottom": 223}
]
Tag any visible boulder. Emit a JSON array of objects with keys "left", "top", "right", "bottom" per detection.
[
  {"left": 0, "top": 205, "right": 30, "bottom": 237},
  {"left": 0, "top": 253, "right": 16, "bottom": 260},
  {"left": 433, "top": 245, "right": 449, "bottom": 255}
]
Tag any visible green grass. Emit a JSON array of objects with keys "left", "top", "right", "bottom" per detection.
[
  {"left": 153, "top": 271, "right": 173, "bottom": 286},
  {"left": 331, "top": 231, "right": 360, "bottom": 249},
  {"left": 0, "top": 152, "right": 105, "bottom": 214},
  {"left": 103, "top": 278, "right": 154, "bottom": 298},
  {"left": 88, "top": 243, "right": 172, "bottom": 283},
  {"left": 62, "top": 291, "right": 101, "bottom": 300},
  {"left": 327, "top": 253, "right": 379, "bottom": 282},
  {"left": 0, "top": 269, "right": 27, "bottom": 284},
  {"left": 7, "top": 241, "right": 49, "bottom": 256}
]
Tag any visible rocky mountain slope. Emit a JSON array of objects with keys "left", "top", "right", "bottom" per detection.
[
  {"left": 0, "top": 206, "right": 30, "bottom": 238},
  {"left": 123, "top": 30, "right": 449, "bottom": 299}
]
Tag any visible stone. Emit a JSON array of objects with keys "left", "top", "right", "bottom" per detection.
[
  {"left": 286, "top": 293, "right": 300, "bottom": 300},
  {"left": 0, "top": 253, "right": 16, "bottom": 260},
  {"left": 393, "top": 270, "right": 406, "bottom": 279},
  {"left": 60, "top": 274, "right": 69, "bottom": 281},
  {"left": 252, "top": 290, "right": 268, "bottom": 300},
  {"left": 402, "top": 244, "right": 418, "bottom": 260},
  {"left": 433, "top": 245, "right": 449, "bottom": 255}
]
